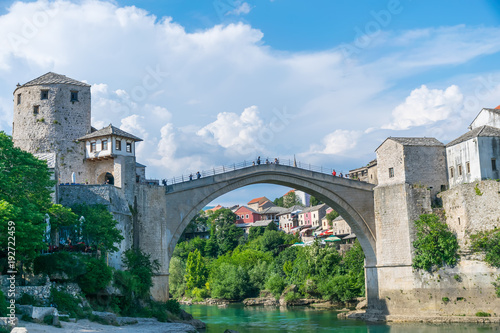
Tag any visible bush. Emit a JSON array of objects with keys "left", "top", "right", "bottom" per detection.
[
  {"left": 50, "top": 288, "right": 84, "bottom": 318},
  {"left": 412, "top": 214, "right": 459, "bottom": 272},
  {"left": 265, "top": 273, "right": 286, "bottom": 298},
  {"left": 210, "top": 262, "right": 251, "bottom": 300},
  {"left": 0, "top": 290, "right": 9, "bottom": 317},
  {"left": 34, "top": 252, "right": 86, "bottom": 280},
  {"left": 165, "top": 299, "right": 181, "bottom": 315},
  {"left": 122, "top": 249, "right": 160, "bottom": 298},
  {"left": 283, "top": 291, "right": 301, "bottom": 303},
  {"left": 18, "top": 293, "right": 43, "bottom": 306},
  {"left": 470, "top": 229, "right": 500, "bottom": 267},
  {"left": 475, "top": 311, "right": 491, "bottom": 317},
  {"left": 77, "top": 257, "right": 113, "bottom": 294},
  {"left": 190, "top": 287, "right": 209, "bottom": 301}
]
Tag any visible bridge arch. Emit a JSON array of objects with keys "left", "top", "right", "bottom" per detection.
[{"left": 163, "top": 164, "right": 377, "bottom": 267}]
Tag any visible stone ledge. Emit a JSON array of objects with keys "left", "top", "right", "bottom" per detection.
[{"left": 338, "top": 311, "right": 500, "bottom": 323}]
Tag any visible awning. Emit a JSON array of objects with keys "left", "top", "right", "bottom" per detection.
[
  {"left": 343, "top": 233, "right": 357, "bottom": 240},
  {"left": 324, "top": 236, "right": 341, "bottom": 242},
  {"left": 300, "top": 227, "right": 312, "bottom": 234},
  {"left": 290, "top": 226, "right": 301, "bottom": 232},
  {"left": 319, "top": 230, "right": 334, "bottom": 236}
]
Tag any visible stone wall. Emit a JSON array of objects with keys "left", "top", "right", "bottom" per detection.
[
  {"left": 440, "top": 180, "right": 500, "bottom": 248},
  {"left": 376, "top": 139, "right": 405, "bottom": 186},
  {"left": 0, "top": 277, "right": 81, "bottom": 305}
]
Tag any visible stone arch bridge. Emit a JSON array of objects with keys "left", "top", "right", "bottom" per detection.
[{"left": 139, "top": 163, "right": 383, "bottom": 306}]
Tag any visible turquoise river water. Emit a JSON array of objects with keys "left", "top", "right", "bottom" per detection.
[{"left": 183, "top": 304, "right": 500, "bottom": 333}]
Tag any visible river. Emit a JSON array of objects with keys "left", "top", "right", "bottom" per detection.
[{"left": 183, "top": 304, "right": 499, "bottom": 332}]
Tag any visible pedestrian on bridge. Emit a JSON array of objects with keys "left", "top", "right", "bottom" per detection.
[
  {"left": 196, "top": 171, "right": 201, "bottom": 179},
  {"left": 332, "top": 169, "right": 337, "bottom": 177},
  {"left": 257, "top": 156, "right": 261, "bottom": 165},
  {"left": 189, "top": 174, "right": 193, "bottom": 181}
]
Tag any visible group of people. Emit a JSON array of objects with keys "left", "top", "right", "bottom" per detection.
[
  {"left": 253, "top": 156, "right": 280, "bottom": 166},
  {"left": 189, "top": 171, "right": 202, "bottom": 181},
  {"left": 332, "top": 169, "right": 348, "bottom": 178}
]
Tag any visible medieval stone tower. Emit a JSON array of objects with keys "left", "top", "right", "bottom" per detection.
[{"left": 12, "top": 72, "right": 92, "bottom": 183}]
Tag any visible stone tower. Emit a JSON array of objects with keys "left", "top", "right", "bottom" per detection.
[{"left": 12, "top": 72, "right": 92, "bottom": 183}]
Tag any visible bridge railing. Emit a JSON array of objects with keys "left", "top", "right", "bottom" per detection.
[{"left": 164, "top": 158, "right": 340, "bottom": 185}]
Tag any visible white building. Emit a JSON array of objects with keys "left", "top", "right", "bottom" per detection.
[
  {"left": 446, "top": 107, "right": 500, "bottom": 188},
  {"left": 295, "top": 190, "right": 310, "bottom": 207}
]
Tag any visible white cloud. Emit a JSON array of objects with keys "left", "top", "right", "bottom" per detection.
[
  {"left": 227, "top": 2, "right": 252, "bottom": 16},
  {"left": 310, "top": 130, "right": 362, "bottom": 155},
  {"left": 383, "top": 85, "right": 463, "bottom": 130},
  {"left": 197, "top": 105, "right": 264, "bottom": 153}
]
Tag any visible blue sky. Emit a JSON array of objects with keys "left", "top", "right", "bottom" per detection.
[{"left": 1, "top": 0, "right": 500, "bottom": 206}]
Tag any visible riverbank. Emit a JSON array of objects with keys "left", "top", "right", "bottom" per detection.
[
  {"left": 18, "top": 318, "right": 198, "bottom": 332},
  {"left": 339, "top": 310, "right": 500, "bottom": 323}
]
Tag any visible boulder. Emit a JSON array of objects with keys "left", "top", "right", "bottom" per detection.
[
  {"left": 11, "top": 328, "right": 28, "bottom": 333},
  {"left": 91, "top": 311, "right": 119, "bottom": 325},
  {"left": 356, "top": 299, "right": 367, "bottom": 310},
  {"left": 171, "top": 309, "right": 206, "bottom": 330},
  {"left": 243, "top": 297, "right": 279, "bottom": 307},
  {"left": 279, "top": 284, "right": 297, "bottom": 306},
  {"left": 17, "top": 305, "right": 59, "bottom": 321},
  {"left": 116, "top": 317, "right": 139, "bottom": 325}
]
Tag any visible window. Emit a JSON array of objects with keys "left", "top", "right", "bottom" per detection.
[
  {"left": 450, "top": 167, "right": 454, "bottom": 178},
  {"left": 33, "top": 105, "right": 39, "bottom": 115},
  {"left": 90, "top": 142, "right": 96, "bottom": 152},
  {"left": 388, "top": 167, "right": 394, "bottom": 178},
  {"left": 246, "top": 214, "right": 249, "bottom": 219},
  {"left": 17, "top": 94, "right": 21, "bottom": 105},
  {"left": 458, "top": 165, "right": 462, "bottom": 176},
  {"left": 70, "top": 91, "right": 78, "bottom": 102},
  {"left": 466, "top": 162, "right": 470, "bottom": 174},
  {"left": 41, "top": 90, "right": 49, "bottom": 100},
  {"left": 126, "top": 142, "right": 132, "bottom": 153},
  {"left": 102, "top": 140, "right": 108, "bottom": 150},
  {"left": 493, "top": 159, "right": 497, "bottom": 171},
  {"left": 116, "top": 140, "right": 121, "bottom": 151}
]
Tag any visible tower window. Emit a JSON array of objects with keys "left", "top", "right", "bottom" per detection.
[
  {"left": 466, "top": 162, "right": 470, "bottom": 174},
  {"left": 450, "top": 167, "right": 454, "bottom": 178},
  {"left": 116, "top": 140, "right": 121, "bottom": 151},
  {"left": 493, "top": 159, "right": 497, "bottom": 171},
  {"left": 41, "top": 90, "right": 49, "bottom": 100},
  {"left": 17, "top": 94, "right": 21, "bottom": 105},
  {"left": 90, "top": 142, "right": 96, "bottom": 152},
  {"left": 388, "top": 167, "right": 394, "bottom": 178},
  {"left": 126, "top": 142, "right": 132, "bottom": 153},
  {"left": 458, "top": 165, "right": 462, "bottom": 176},
  {"left": 102, "top": 140, "right": 108, "bottom": 150},
  {"left": 70, "top": 91, "right": 78, "bottom": 102},
  {"left": 33, "top": 105, "right": 39, "bottom": 115}
]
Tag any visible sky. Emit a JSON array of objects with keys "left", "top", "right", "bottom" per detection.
[{"left": 1, "top": 0, "right": 500, "bottom": 206}]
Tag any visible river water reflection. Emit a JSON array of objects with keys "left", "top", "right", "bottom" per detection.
[{"left": 183, "top": 304, "right": 499, "bottom": 333}]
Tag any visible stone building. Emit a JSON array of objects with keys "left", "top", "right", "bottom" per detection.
[
  {"left": 375, "top": 137, "right": 448, "bottom": 199},
  {"left": 446, "top": 107, "right": 500, "bottom": 188},
  {"left": 349, "top": 159, "right": 378, "bottom": 184}
]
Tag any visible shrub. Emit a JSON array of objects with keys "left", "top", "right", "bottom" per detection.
[
  {"left": 493, "top": 275, "right": 500, "bottom": 297},
  {"left": 122, "top": 248, "right": 160, "bottom": 298},
  {"left": 265, "top": 273, "right": 286, "bottom": 298},
  {"left": 442, "top": 297, "right": 449, "bottom": 303},
  {"left": 77, "top": 257, "right": 113, "bottom": 294},
  {"left": 412, "top": 214, "right": 459, "bottom": 272},
  {"left": 210, "top": 262, "right": 251, "bottom": 300},
  {"left": 475, "top": 311, "right": 491, "bottom": 317},
  {"left": 18, "top": 293, "right": 43, "bottom": 306},
  {"left": 50, "top": 288, "right": 84, "bottom": 318},
  {"left": 165, "top": 299, "right": 181, "bottom": 315},
  {"left": 470, "top": 229, "right": 500, "bottom": 267},
  {"left": 191, "top": 287, "right": 209, "bottom": 301},
  {"left": 0, "top": 290, "right": 9, "bottom": 317},
  {"left": 34, "top": 252, "right": 86, "bottom": 280},
  {"left": 283, "top": 291, "right": 301, "bottom": 303}
]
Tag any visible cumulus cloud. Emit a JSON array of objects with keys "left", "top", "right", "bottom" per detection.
[
  {"left": 197, "top": 106, "right": 264, "bottom": 154},
  {"left": 1, "top": 0, "right": 500, "bottom": 179},
  {"left": 383, "top": 85, "right": 463, "bottom": 130},
  {"left": 309, "top": 130, "right": 362, "bottom": 155}
]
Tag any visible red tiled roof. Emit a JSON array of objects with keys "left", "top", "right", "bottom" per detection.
[
  {"left": 496, "top": 105, "right": 500, "bottom": 109},
  {"left": 206, "top": 205, "right": 222, "bottom": 212},
  {"left": 285, "top": 189, "right": 295, "bottom": 196},
  {"left": 248, "top": 197, "right": 265, "bottom": 204}
]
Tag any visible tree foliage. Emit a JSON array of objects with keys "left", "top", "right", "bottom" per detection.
[
  {"left": 0, "top": 132, "right": 53, "bottom": 262},
  {"left": 470, "top": 228, "right": 500, "bottom": 267},
  {"left": 71, "top": 204, "right": 124, "bottom": 253},
  {"left": 122, "top": 248, "right": 160, "bottom": 298},
  {"left": 185, "top": 249, "right": 207, "bottom": 292},
  {"left": 412, "top": 214, "right": 460, "bottom": 272}
]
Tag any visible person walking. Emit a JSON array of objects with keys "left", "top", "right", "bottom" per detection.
[
  {"left": 196, "top": 171, "right": 201, "bottom": 179},
  {"left": 189, "top": 174, "right": 193, "bottom": 181},
  {"left": 257, "top": 156, "right": 261, "bottom": 165}
]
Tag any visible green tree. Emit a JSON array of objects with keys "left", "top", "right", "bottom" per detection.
[
  {"left": 412, "top": 214, "right": 460, "bottom": 272},
  {"left": 122, "top": 248, "right": 160, "bottom": 298},
  {"left": 273, "top": 196, "right": 284, "bottom": 207},
  {"left": 169, "top": 257, "right": 186, "bottom": 298},
  {"left": 283, "top": 191, "right": 301, "bottom": 208},
  {"left": 209, "top": 262, "right": 251, "bottom": 300},
  {"left": 326, "top": 210, "right": 340, "bottom": 227},
  {"left": 211, "top": 209, "right": 244, "bottom": 255},
  {"left": 71, "top": 204, "right": 124, "bottom": 253},
  {"left": 309, "top": 196, "right": 322, "bottom": 206},
  {"left": 248, "top": 226, "right": 265, "bottom": 241},
  {"left": 470, "top": 228, "right": 500, "bottom": 267},
  {"left": 0, "top": 132, "right": 53, "bottom": 263},
  {"left": 185, "top": 249, "right": 207, "bottom": 291},
  {"left": 77, "top": 257, "right": 113, "bottom": 295}
]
